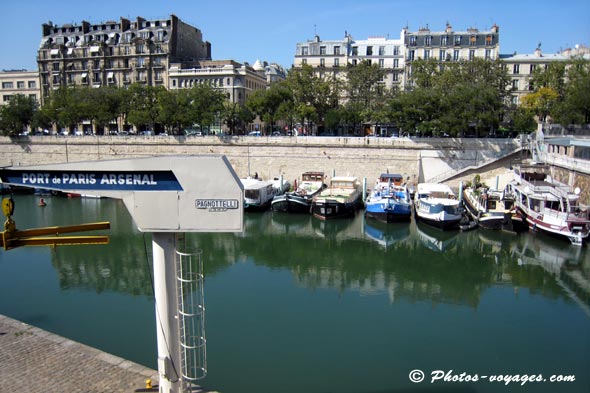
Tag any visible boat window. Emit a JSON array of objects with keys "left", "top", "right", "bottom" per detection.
[
  {"left": 488, "top": 201, "right": 496, "bottom": 210},
  {"left": 245, "top": 189, "right": 260, "bottom": 199}
]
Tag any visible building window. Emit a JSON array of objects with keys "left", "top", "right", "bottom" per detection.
[
  {"left": 3, "top": 95, "right": 12, "bottom": 102},
  {"left": 486, "top": 35, "right": 493, "bottom": 45},
  {"left": 302, "top": 59, "right": 307, "bottom": 65},
  {"left": 469, "top": 50, "right": 475, "bottom": 60},
  {"left": 453, "top": 50, "right": 460, "bottom": 61},
  {"left": 409, "top": 36, "right": 417, "bottom": 46},
  {"left": 320, "top": 46, "right": 326, "bottom": 55},
  {"left": 93, "top": 59, "right": 100, "bottom": 69},
  {"left": 393, "top": 46, "right": 400, "bottom": 55},
  {"left": 513, "top": 64, "right": 520, "bottom": 74},
  {"left": 320, "top": 58, "right": 325, "bottom": 67},
  {"left": 425, "top": 36, "right": 432, "bottom": 46},
  {"left": 512, "top": 79, "right": 519, "bottom": 89},
  {"left": 301, "top": 46, "right": 308, "bottom": 55},
  {"left": 137, "top": 57, "right": 145, "bottom": 67},
  {"left": 439, "top": 49, "right": 446, "bottom": 61},
  {"left": 28, "top": 81, "right": 36, "bottom": 89},
  {"left": 424, "top": 49, "right": 430, "bottom": 60},
  {"left": 334, "top": 46, "right": 340, "bottom": 56},
  {"left": 16, "top": 81, "right": 25, "bottom": 89},
  {"left": 334, "top": 58, "right": 339, "bottom": 67},
  {"left": 470, "top": 35, "right": 477, "bottom": 46},
  {"left": 2, "top": 82, "right": 13, "bottom": 89},
  {"left": 366, "top": 46, "right": 373, "bottom": 56},
  {"left": 379, "top": 59, "right": 384, "bottom": 68},
  {"left": 53, "top": 62, "right": 60, "bottom": 71},
  {"left": 379, "top": 46, "right": 385, "bottom": 56},
  {"left": 408, "top": 50, "right": 415, "bottom": 61},
  {"left": 454, "top": 36, "right": 461, "bottom": 45},
  {"left": 393, "top": 58, "right": 399, "bottom": 68},
  {"left": 530, "top": 64, "right": 537, "bottom": 73},
  {"left": 441, "top": 36, "right": 448, "bottom": 46},
  {"left": 485, "top": 49, "right": 492, "bottom": 60},
  {"left": 392, "top": 72, "right": 398, "bottom": 82},
  {"left": 52, "top": 75, "right": 60, "bottom": 84},
  {"left": 511, "top": 95, "right": 518, "bottom": 105},
  {"left": 352, "top": 46, "right": 358, "bottom": 56},
  {"left": 137, "top": 44, "right": 145, "bottom": 54},
  {"left": 29, "top": 94, "right": 37, "bottom": 102}
]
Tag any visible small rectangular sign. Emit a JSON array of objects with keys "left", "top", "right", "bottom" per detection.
[
  {"left": 195, "top": 199, "right": 240, "bottom": 211},
  {"left": 0, "top": 170, "right": 183, "bottom": 191}
]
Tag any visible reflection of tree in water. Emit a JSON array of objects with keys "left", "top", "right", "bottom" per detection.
[{"left": 49, "top": 200, "right": 588, "bottom": 311}]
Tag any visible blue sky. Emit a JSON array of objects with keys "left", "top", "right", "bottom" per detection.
[{"left": 1, "top": 0, "right": 588, "bottom": 71}]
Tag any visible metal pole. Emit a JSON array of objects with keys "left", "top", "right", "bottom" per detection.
[{"left": 152, "top": 232, "right": 182, "bottom": 393}]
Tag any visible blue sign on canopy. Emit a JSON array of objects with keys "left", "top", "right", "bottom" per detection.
[{"left": 0, "top": 170, "right": 183, "bottom": 191}]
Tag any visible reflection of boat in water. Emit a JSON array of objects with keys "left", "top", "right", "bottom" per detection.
[
  {"left": 510, "top": 233, "right": 589, "bottom": 315},
  {"left": 270, "top": 212, "right": 314, "bottom": 235},
  {"left": 415, "top": 221, "right": 459, "bottom": 252},
  {"left": 363, "top": 218, "right": 410, "bottom": 249},
  {"left": 312, "top": 212, "right": 363, "bottom": 241}
]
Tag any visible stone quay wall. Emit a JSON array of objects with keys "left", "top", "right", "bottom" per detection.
[{"left": 1, "top": 135, "right": 522, "bottom": 187}]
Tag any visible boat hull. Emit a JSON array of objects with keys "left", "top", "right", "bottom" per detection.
[
  {"left": 271, "top": 194, "right": 311, "bottom": 214},
  {"left": 365, "top": 201, "right": 412, "bottom": 223},
  {"left": 415, "top": 212, "right": 461, "bottom": 230},
  {"left": 312, "top": 199, "right": 360, "bottom": 220},
  {"left": 244, "top": 200, "right": 272, "bottom": 212}
]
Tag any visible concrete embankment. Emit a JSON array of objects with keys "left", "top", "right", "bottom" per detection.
[
  {"left": 0, "top": 313, "right": 159, "bottom": 393},
  {"left": 0, "top": 135, "right": 521, "bottom": 186}
]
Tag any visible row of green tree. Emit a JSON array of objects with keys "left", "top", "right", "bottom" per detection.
[{"left": 1, "top": 57, "right": 588, "bottom": 136}]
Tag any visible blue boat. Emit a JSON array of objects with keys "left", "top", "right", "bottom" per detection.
[{"left": 365, "top": 174, "right": 412, "bottom": 223}]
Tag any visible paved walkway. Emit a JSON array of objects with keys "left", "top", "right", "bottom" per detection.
[{"left": 0, "top": 314, "right": 159, "bottom": 393}]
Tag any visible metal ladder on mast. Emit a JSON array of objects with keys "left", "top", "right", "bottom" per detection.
[{"left": 175, "top": 248, "right": 207, "bottom": 389}]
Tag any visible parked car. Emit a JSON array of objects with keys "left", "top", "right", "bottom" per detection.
[
  {"left": 139, "top": 130, "right": 154, "bottom": 136},
  {"left": 73, "top": 130, "right": 83, "bottom": 136},
  {"left": 248, "top": 131, "right": 262, "bottom": 136}
]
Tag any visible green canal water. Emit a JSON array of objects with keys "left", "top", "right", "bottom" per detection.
[{"left": 0, "top": 194, "right": 589, "bottom": 393}]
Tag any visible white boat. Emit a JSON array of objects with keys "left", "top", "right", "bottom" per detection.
[
  {"left": 414, "top": 183, "right": 462, "bottom": 230},
  {"left": 241, "top": 178, "right": 289, "bottom": 212},
  {"left": 462, "top": 186, "right": 520, "bottom": 231},
  {"left": 365, "top": 173, "right": 412, "bottom": 222},
  {"left": 271, "top": 171, "right": 326, "bottom": 213},
  {"left": 311, "top": 176, "right": 362, "bottom": 220},
  {"left": 506, "top": 163, "right": 590, "bottom": 246}
]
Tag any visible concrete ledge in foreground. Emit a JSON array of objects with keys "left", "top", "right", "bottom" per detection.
[{"left": 0, "top": 314, "right": 159, "bottom": 393}]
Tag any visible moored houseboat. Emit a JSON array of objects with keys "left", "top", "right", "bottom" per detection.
[
  {"left": 312, "top": 176, "right": 362, "bottom": 220},
  {"left": 271, "top": 171, "right": 326, "bottom": 213},
  {"left": 414, "top": 183, "right": 462, "bottom": 230},
  {"left": 507, "top": 163, "right": 589, "bottom": 246},
  {"left": 365, "top": 173, "right": 412, "bottom": 222}
]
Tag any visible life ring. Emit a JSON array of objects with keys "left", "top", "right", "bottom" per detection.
[{"left": 38, "top": 198, "right": 47, "bottom": 207}]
